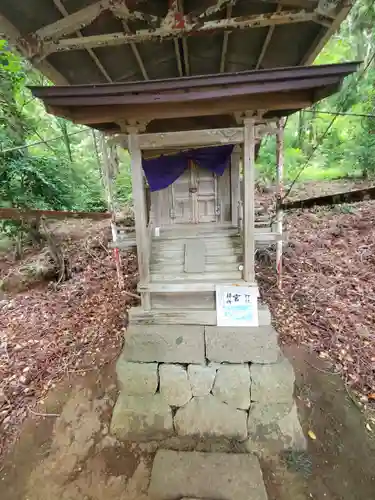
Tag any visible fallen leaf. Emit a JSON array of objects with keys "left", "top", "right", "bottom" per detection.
[{"left": 308, "top": 430, "right": 317, "bottom": 440}]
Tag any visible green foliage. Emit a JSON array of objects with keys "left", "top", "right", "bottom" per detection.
[
  {"left": 257, "top": 1, "right": 375, "bottom": 186},
  {"left": 0, "top": 39, "right": 108, "bottom": 239}
]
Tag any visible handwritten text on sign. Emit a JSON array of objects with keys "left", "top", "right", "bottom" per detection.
[{"left": 216, "top": 285, "right": 259, "bottom": 327}]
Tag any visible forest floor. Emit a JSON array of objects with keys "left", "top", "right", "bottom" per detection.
[{"left": 0, "top": 178, "right": 375, "bottom": 473}]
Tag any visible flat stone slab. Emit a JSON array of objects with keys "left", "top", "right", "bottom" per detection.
[
  {"left": 159, "top": 364, "right": 192, "bottom": 406},
  {"left": 149, "top": 450, "right": 268, "bottom": 500},
  {"left": 250, "top": 356, "right": 295, "bottom": 403},
  {"left": 122, "top": 325, "right": 205, "bottom": 364},
  {"left": 246, "top": 402, "right": 306, "bottom": 453},
  {"left": 205, "top": 325, "right": 280, "bottom": 364},
  {"left": 174, "top": 395, "right": 247, "bottom": 441},
  {"left": 212, "top": 364, "right": 250, "bottom": 410},
  {"left": 116, "top": 359, "right": 158, "bottom": 395},
  {"left": 110, "top": 394, "right": 173, "bottom": 441},
  {"left": 187, "top": 365, "right": 217, "bottom": 397}
]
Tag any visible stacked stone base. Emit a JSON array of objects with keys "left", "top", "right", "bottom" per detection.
[{"left": 110, "top": 323, "right": 306, "bottom": 453}]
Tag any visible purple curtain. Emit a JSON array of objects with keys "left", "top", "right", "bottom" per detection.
[{"left": 142, "top": 144, "right": 234, "bottom": 192}]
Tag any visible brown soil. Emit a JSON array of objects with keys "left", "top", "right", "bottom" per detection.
[
  {"left": 257, "top": 179, "right": 375, "bottom": 404},
  {"left": 0, "top": 364, "right": 154, "bottom": 500},
  {"left": 0, "top": 219, "right": 138, "bottom": 459},
  {"left": 0, "top": 347, "right": 374, "bottom": 500}
]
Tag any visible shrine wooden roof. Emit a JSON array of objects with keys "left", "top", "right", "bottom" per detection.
[
  {"left": 30, "top": 62, "right": 359, "bottom": 133},
  {"left": 0, "top": 0, "right": 352, "bottom": 87}
]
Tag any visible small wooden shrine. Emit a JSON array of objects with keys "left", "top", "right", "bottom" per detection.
[{"left": 31, "top": 63, "right": 357, "bottom": 325}]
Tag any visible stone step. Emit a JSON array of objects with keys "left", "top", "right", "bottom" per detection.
[
  {"left": 148, "top": 451, "right": 268, "bottom": 500},
  {"left": 128, "top": 303, "right": 271, "bottom": 326}
]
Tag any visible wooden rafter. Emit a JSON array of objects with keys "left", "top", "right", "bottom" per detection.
[
  {"left": 174, "top": 39, "right": 184, "bottom": 77},
  {"left": 301, "top": 2, "right": 352, "bottom": 65},
  {"left": 35, "top": 0, "right": 158, "bottom": 42},
  {"left": 0, "top": 13, "right": 68, "bottom": 84},
  {"left": 37, "top": 10, "right": 324, "bottom": 57},
  {"left": 220, "top": 4, "right": 232, "bottom": 73},
  {"left": 35, "top": 1, "right": 108, "bottom": 41},
  {"left": 51, "top": 0, "right": 112, "bottom": 83},
  {"left": 119, "top": 20, "right": 149, "bottom": 80},
  {"left": 255, "top": 4, "right": 282, "bottom": 69}
]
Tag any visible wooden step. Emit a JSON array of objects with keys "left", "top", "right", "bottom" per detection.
[
  {"left": 129, "top": 304, "right": 271, "bottom": 326},
  {"left": 152, "top": 254, "right": 242, "bottom": 265},
  {"left": 138, "top": 280, "right": 253, "bottom": 292},
  {"left": 155, "top": 229, "right": 240, "bottom": 241},
  {"left": 150, "top": 263, "right": 241, "bottom": 274},
  {"left": 150, "top": 271, "right": 243, "bottom": 282},
  {"left": 152, "top": 246, "right": 243, "bottom": 257},
  {"left": 151, "top": 291, "right": 216, "bottom": 310}
]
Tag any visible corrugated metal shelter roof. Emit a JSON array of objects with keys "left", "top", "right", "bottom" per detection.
[
  {"left": 0, "top": 0, "right": 352, "bottom": 86},
  {"left": 30, "top": 62, "right": 359, "bottom": 133}
]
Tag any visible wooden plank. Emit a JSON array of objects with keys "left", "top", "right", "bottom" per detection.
[
  {"left": 40, "top": 10, "right": 319, "bottom": 54},
  {"left": 243, "top": 118, "right": 255, "bottom": 282},
  {"left": 35, "top": 1, "right": 107, "bottom": 41},
  {"left": 151, "top": 292, "right": 215, "bottom": 310},
  {"left": 0, "top": 207, "right": 111, "bottom": 221},
  {"left": 128, "top": 133, "right": 150, "bottom": 309},
  {"left": 134, "top": 128, "right": 244, "bottom": 150},
  {"left": 69, "top": 91, "right": 313, "bottom": 125},
  {"left": 152, "top": 263, "right": 240, "bottom": 274},
  {"left": 152, "top": 253, "right": 241, "bottom": 265},
  {"left": 184, "top": 240, "right": 206, "bottom": 273},
  {"left": 231, "top": 145, "right": 241, "bottom": 227},
  {"left": 151, "top": 271, "right": 242, "bottom": 281},
  {"left": 138, "top": 280, "right": 250, "bottom": 293},
  {"left": 129, "top": 304, "right": 271, "bottom": 326}
]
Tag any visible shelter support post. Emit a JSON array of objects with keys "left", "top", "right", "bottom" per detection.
[
  {"left": 243, "top": 118, "right": 256, "bottom": 283},
  {"left": 100, "top": 135, "right": 124, "bottom": 289},
  {"left": 276, "top": 118, "right": 284, "bottom": 289},
  {"left": 128, "top": 133, "right": 151, "bottom": 310},
  {"left": 231, "top": 144, "right": 241, "bottom": 227}
]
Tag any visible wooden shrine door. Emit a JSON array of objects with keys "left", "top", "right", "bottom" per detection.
[{"left": 169, "top": 163, "right": 218, "bottom": 224}]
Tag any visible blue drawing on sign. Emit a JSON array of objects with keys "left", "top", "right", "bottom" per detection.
[{"left": 224, "top": 304, "right": 254, "bottom": 321}]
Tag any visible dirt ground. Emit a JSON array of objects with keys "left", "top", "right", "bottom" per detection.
[
  {"left": 1, "top": 179, "right": 375, "bottom": 499},
  {"left": 0, "top": 346, "right": 374, "bottom": 500}
]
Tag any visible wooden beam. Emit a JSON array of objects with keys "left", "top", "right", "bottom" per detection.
[
  {"left": 35, "top": 0, "right": 108, "bottom": 41},
  {"left": 117, "top": 128, "right": 244, "bottom": 150},
  {"left": 301, "top": 3, "right": 352, "bottom": 65},
  {"left": 231, "top": 144, "right": 241, "bottom": 227},
  {"left": 34, "top": 0, "right": 158, "bottom": 41},
  {"left": 128, "top": 133, "right": 151, "bottom": 308},
  {"left": 243, "top": 118, "right": 255, "bottom": 283},
  {"left": 109, "top": 1, "right": 159, "bottom": 26},
  {"left": 220, "top": 4, "right": 232, "bottom": 73},
  {"left": 68, "top": 91, "right": 313, "bottom": 124},
  {"left": 0, "top": 207, "right": 111, "bottom": 221},
  {"left": 174, "top": 39, "right": 184, "bottom": 76},
  {"left": 120, "top": 20, "right": 149, "bottom": 80},
  {"left": 179, "top": 0, "right": 190, "bottom": 76},
  {"left": 275, "top": 118, "right": 284, "bottom": 289},
  {"left": 255, "top": 5, "right": 282, "bottom": 69},
  {"left": 0, "top": 13, "right": 68, "bottom": 85},
  {"left": 194, "top": 0, "right": 239, "bottom": 19},
  {"left": 51, "top": 0, "right": 112, "bottom": 83},
  {"left": 39, "top": 10, "right": 320, "bottom": 55}
]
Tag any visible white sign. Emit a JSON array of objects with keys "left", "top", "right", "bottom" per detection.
[{"left": 216, "top": 285, "right": 259, "bottom": 327}]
